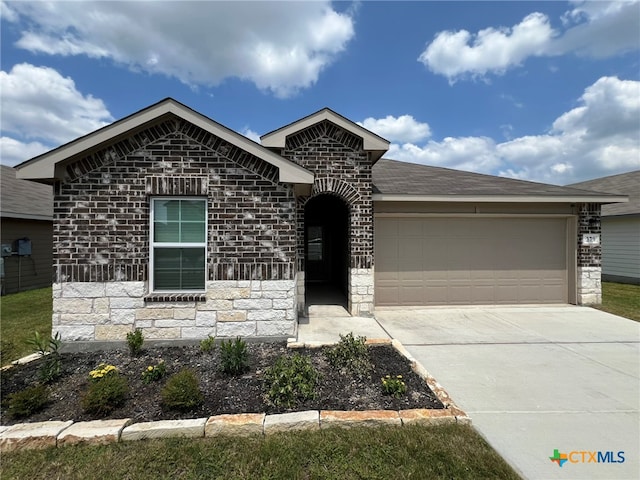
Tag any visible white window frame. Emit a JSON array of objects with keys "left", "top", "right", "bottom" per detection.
[{"left": 149, "top": 197, "right": 207, "bottom": 293}]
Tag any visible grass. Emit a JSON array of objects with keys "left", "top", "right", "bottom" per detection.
[
  {"left": 594, "top": 282, "right": 640, "bottom": 322},
  {"left": 0, "top": 286, "right": 52, "bottom": 366},
  {"left": 0, "top": 424, "right": 522, "bottom": 480}
]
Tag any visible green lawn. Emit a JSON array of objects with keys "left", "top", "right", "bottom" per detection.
[
  {"left": 0, "top": 424, "right": 521, "bottom": 480},
  {"left": 0, "top": 286, "right": 52, "bottom": 365},
  {"left": 595, "top": 282, "right": 640, "bottom": 322}
]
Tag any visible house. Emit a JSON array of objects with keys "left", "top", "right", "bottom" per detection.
[
  {"left": 0, "top": 165, "right": 53, "bottom": 294},
  {"left": 569, "top": 171, "right": 640, "bottom": 285},
  {"left": 15, "top": 99, "right": 626, "bottom": 342}
]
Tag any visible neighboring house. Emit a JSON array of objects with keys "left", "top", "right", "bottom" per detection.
[
  {"left": 15, "top": 99, "right": 625, "bottom": 342},
  {"left": 569, "top": 171, "right": 640, "bottom": 285},
  {"left": 0, "top": 165, "right": 53, "bottom": 294}
]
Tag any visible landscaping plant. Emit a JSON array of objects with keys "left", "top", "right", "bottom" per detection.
[
  {"left": 126, "top": 328, "right": 144, "bottom": 356},
  {"left": 200, "top": 335, "right": 216, "bottom": 353},
  {"left": 26, "top": 331, "right": 62, "bottom": 384},
  {"left": 324, "top": 332, "right": 372, "bottom": 377},
  {"left": 82, "top": 365, "right": 128, "bottom": 415},
  {"left": 381, "top": 374, "right": 407, "bottom": 398},
  {"left": 161, "top": 369, "right": 203, "bottom": 411},
  {"left": 264, "top": 353, "right": 320, "bottom": 408},
  {"left": 6, "top": 384, "right": 49, "bottom": 418},
  {"left": 141, "top": 361, "right": 166, "bottom": 384},
  {"left": 219, "top": 337, "right": 249, "bottom": 375}
]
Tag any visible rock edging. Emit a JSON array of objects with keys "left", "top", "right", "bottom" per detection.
[{"left": 1, "top": 339, "right": 470, "bottom": 453}]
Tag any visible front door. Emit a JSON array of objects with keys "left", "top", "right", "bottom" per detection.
[{"left": 304, "top": 194, "right": 349, "bottom": 303}]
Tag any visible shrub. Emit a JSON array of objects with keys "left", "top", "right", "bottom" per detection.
[
  {"left": 26, "top": 331, "right": 62, "bottom": 384},
  {"left": 141, "top": 361, "right": 166, "bottom": 384},
  {"left": 381, "top": 375, "right": 407, "bottom": 398},
  {"left": 89, "top": 363, "right": 118, "bottom": 381},
  {"left": 200, "top": 335, "right": 216, "bottom": 353},
  {"left": 264, "top": 353, "right": 320, "bottom": 408},
  {"left": 7, "top": 384, "right": 49, "bottom": 418},
  {"left": 161, "top": 369, "right": 203, "bottom": 411},
  {"left": 126, "top": 328, "right": 144, "bottom": 356},
  {"left": 81, "top": 372, "right": 129, "bottom": 415},
  {"left": 324, "top": 332, "right": 371, "bottom": 376},
  {"left": 219, "top": 337, "right": 249, "bottom": 375}
]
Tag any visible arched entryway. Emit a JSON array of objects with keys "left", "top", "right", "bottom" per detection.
[{"left": 304, "top": 194, "right": 349, "bottom": 308}]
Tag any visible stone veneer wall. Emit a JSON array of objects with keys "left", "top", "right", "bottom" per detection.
[
  {"left": 576, "top": 203, "right": 602, "bottom": 305},
  {"left": 53, "top": 280, "right": 297, "bottom": 341},
  {"left": 51, "top": 116, "right": 298, "bottom": 341},
  {"left": 282, "top": 121, "right": 375, "bottom": 316}
]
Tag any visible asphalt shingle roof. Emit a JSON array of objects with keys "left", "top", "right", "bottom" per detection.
[
  {"left": 372, "top": 159, "right": 619, "bottom": 198},
  {"left": 568, "top": 170, "right": 640, "bottom": 216},
  {"left": 0, "top": 165, "right": 53, "bottom": 220}
]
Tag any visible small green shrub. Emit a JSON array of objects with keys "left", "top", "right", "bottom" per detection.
[
  {"left": 126, "top": 328, "right": 144, "bottom": 356},
  {"left": 264, "top": 353, "right": 320, "bottom": 408},
  {"left": 219, "top": 337, "right": 249, "bottom": 375},
  {"left": 200, "top": 335, "right": 216, "bottom": 353},
  {"left": 26, "top": 331, "right": 62, "bottom": 384},
  {"left": 141, "top": 361, "right": 166, "bottom": 384},
  {"left": 324, "top": 332, "right": 371, "bottom": 376},
  {"left": 81, "top": 372, "right": 129, "bottom": 415},
  {"left": 161, "top": 369, "right": 203, "bottom": 411},
  {"left": 381, "top": 374, "right": 407, "bottom": 398},
  {"left": 7, "top": 384, "right": 49, "bottom": 418}
]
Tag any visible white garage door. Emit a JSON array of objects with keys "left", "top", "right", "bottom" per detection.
[{"left": 375, "top": 217, "right": 568, "bottom": 306}]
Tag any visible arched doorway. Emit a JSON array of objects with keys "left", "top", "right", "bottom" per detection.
[{"left": 304, "top": 194, "right": 349, "bottom": 308}]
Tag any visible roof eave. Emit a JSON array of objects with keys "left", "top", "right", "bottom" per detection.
[
  {"left": 372, "top": 194, "right": 630, "bottom": 203},
  {"left": 261, "top": 108, "right": 390, "bottom": 154},
  {"left": 0, "top": 211, "right": 53, "bottom": 221},
  {"left": 15, "top": 98, "right": 314, "bottom": 185}
]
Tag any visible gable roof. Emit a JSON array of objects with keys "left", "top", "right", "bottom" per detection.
[
  {"left": 568, "top": 170, "right": 640, "bottom": 216},
  {"left": 0, "top": 165, "right": 53, "bottom": 221},
  {"left": 372, "top": 159, "right": 628, "bottom": 203},
  {"left": 15, "top": 98, "right": 314, "bottom": 185},
  {"left": 260, "top": 108, "right": 390, "bottom": 161}
]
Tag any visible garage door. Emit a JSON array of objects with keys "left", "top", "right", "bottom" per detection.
[{"left": 375, "top": 217, "right": 568, "bottom": 305}]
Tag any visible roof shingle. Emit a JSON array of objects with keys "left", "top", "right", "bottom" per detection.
[
  {"left": 372, "top": 159, "right": 623, "bottom": 199},
  {"left": 568, "top": 170, "right": 640, "bottom": 216},
  {"left": 1, "top": 165, "right": 53, "bottom": 220}
]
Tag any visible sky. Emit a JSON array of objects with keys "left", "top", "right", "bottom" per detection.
[{"left": 1, "top": 0, "right": 639, "bottom": 185}]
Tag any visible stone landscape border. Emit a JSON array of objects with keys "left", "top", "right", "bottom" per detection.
[{"left": 1, "top": 338, "right": 470, "bottom": 453}]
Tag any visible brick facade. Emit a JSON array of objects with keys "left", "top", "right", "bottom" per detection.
[
  {"left": 281, "top": 120, "right": 375, "bottom": 316},
  {"left": 51, "top": 116, "right": 298, "bottom": 341},
  {"left": 576, "top": 202, "right": 602, "bottom": 304}
]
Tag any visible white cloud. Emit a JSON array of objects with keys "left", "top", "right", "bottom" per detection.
[
  {"left": 0, "top": 63, "right": 113, "bottom": 144},
  {"left": 358, "top": 115, "right": 431, "bottom": 143},
  {"left": 419, "top": 13, "right": 553, "bottom": 81},
  {"left": 5, "top": 1, "right": 354, "bottom": 98},
  {"left": 0, "top": 63, "right": 113, "bottom": 166},
  {"left": 241, "top": 128, "right": 261, "bottom": 143},
  {"left": 0, "top": 137, "right": 49, "bottom": 167},
  {"left": 383, "top": 76, "right": 640, "bottom": 184},
  {"left": 419, "top": 1, "right": 639, "bottom": 82}
]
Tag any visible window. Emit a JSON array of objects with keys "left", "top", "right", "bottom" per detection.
[{"left": 150, "top": 198, "right": 206, "bottom": 291}]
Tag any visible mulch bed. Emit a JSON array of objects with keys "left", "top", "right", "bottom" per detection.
[{"left": 1, "top": 342, "right": 444, "bottom": 426}]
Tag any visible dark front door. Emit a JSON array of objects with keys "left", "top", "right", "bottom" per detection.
[{"left": 304, "top": 195, "right": 349, "bottom": 301}]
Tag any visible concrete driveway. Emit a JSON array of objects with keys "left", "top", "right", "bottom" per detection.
[{"left": 375, "top": 306, "right": 640, "bottom": 480}]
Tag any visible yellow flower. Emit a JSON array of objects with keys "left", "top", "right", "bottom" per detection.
[{"left": 147, "top": 366, "right": 154, "bottom": 371}]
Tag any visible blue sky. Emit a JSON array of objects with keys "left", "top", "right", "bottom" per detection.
[{"left": 1, "top": 1, "right": 639, "bottom": 185}]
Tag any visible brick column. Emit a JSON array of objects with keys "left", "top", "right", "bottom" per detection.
[{"left": 576, "top": 203, "right": 602, "bottom": 305}]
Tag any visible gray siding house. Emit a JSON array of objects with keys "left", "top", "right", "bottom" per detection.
[
  {"left": 569, "top": 171, "right": 640, "bottom": 285},
  {"left": 15, "top": 99, "right": 625, "bottom": 342},
  {"left": 0, "top": 165, "right": 53, "bottom": 294}
]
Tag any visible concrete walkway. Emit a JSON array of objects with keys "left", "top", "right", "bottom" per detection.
[{"left": 298, "top": 305, "right": 640, "bottom": 480}]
